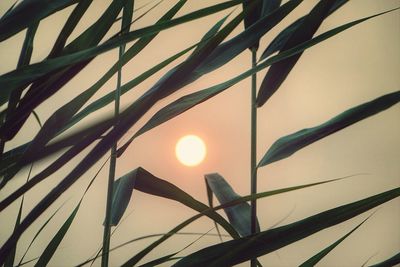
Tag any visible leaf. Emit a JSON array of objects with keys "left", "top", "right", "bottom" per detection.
[
  {"left": 173, "top": 187, "right": 400, "bottom": 266},
  {"left": 369, "top": 252, "right": 400, "bottom": 267},
  {"left": 256, "top": 0, "right": 339, "bottom": 107},
  {"left": 121, "top": 175, "right": 350, "bottom": 266},
  {"left": 258, "top": 91, "right": 400, "bottom": 167},
  {"left": 0, "top": 0, "right": 79, "bottom": 42},
  {"left": 242, "top": 0, "right": 263, "bottom": 50},
  {"left": 205, "top": 173, "right": 260, "bottom": 237},
  {"left": 299, "top": 213, "right": 372, "bottom": 266},
  {"left": 34, "top": 205, "right": 80, "bottom": 266},
  {"left": 260, "top": 0, "right": 348, "bottom": 61}
]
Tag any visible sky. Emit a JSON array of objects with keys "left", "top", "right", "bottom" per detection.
[{"left": 0, "top": 0, "right": 399, "bottom": 266}]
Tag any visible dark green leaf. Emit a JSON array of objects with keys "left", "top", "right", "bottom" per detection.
[
  {"left": 369, "top": 252, "right": 400, "bottom": 267},
  {"left": 299, "top": 214, "right": 372, "bottom": 266},
  {"left": 256, "top": 0, "right": 339, "bottom": 107},
  {"left": 122, "top": 176, "right": 349, "bottom": 266},
  {"left": 0, "top": 0, "right": 78, "bottom": 42},
  {"left": 242, "top": 0, "right": 263, "bottom": 49},
  {"left": 260, "top": 0, "right": 348, "bottom": 61},
  {"left": 205, "top": 173, "right": 260, "bottom": 237},
  {"left": 259, "top": 91, "right": 400, "bottom": 167},
  {"left": 173, "top": 187, "right": 400, "bottom": 266}
]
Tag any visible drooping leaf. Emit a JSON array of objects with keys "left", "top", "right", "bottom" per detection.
[
  {"left": 258, "top": 91, "right": 400, "bottom": 167},
  {"left": 0, "top": 0, "right": 79, "bottom": 42},
  {"left": 205, "top": 173, "right": 260, "bottom": 237},
  {"left": 122, "top": 176, "right": 350, "bottom": 266},
  {"left": 260, "top": 0, "right": 348, "bottom": 60},
  {"left": 173, "top": 187, "right": 400, "bottom": 266},
  {"left": 256, "top": 0, "right": 339, "bottom": 107},
  {"left": 299, "top": 214, "right": 372, "bottom": 266}
]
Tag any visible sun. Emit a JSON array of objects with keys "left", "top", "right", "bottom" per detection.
[{"left": 175, "top": 135, "right": 207, "bottom": 167}]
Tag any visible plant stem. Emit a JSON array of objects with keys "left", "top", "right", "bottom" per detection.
[
  {"left": 250, "top": 47, "right": 258, "bottom": 267},
  {"left": 101, "top": 37, "right": 124, "bottom": 267}
]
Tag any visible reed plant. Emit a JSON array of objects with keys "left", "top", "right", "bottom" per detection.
[{"left": 0, "top": 0, "right": 399, "bottom": 266}]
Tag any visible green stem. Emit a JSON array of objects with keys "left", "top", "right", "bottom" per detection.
[
  {"left": 250, "top": 47, "right": 258, "bottom": 267},
  {"left": 101, "top": 37, "right": 124, "bottom": 267}
]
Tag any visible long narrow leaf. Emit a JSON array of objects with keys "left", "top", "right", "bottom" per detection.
[
  {"left": 0, "top": 0, "right": 78, "bottom": 42},
  {"left": 121, "top": 175, "right": 352, "bottom": 266},
  {"left": 260, "top": 0, "right": 348, "bottom": 60},
  {"left": 369, "top": 252, "right": 400, "bottom": 267},
  {"left": 258, "top": 91, "right": 400, "bottom": 167},
  {"left": 299, "top": 214, "right": 372, "bottom": 266},
  {"left": 173, "top": 187, "right": 400, "bottom": 266},
  {"left": 256, "top": 0, "right": 339, "bottom": 107}
]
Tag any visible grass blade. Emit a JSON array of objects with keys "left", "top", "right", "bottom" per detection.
[
  {"left": 258, "top": 91, "right": 400, "bottom": 167},
  {"left": 173, "top": 187, "right": 400, "bottom": 266},
  {"left": 256, "top": 0, "right": 339, "bottom": 107},
  {"left": 299, "top": 213, "right": 373, "bottom": 266},
  {"left": 205, "top": 173, "right": 260, "bottom": 237}
]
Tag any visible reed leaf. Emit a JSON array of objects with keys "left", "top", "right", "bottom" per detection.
[
  {"left": 0, "top": 0, "right": 78, "bottom": 42},
  {"left": 369, "top": 252, "right": 400, "bottom": 267},
  {"left": 173, "top": 187, "right": 400, "bottom": 266},
  {"left": 257, "top": 0, "right": 339, "bottom": 107},
  {"left": 260, "top": 0, "right": 348, "bottom": 60},
  {"left": 299, "top": 214, "right": 372, "bottom": 266},
  {"left": 205, "top": 173, "right": 260, "bottom": 237},
  {"left": 258, "top": 91, "right": 400, "bottom": 167},
  {"left": 121, "top": 176, "right": 349, "bottom": 266}
]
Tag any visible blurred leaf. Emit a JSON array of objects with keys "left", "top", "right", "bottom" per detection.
[
  {"left": 205, "top": 173, "right": 260, "bottom": 237},
  {"left": 299, "top": 214, "right": 372, "bottom": 266},
  {"left": 242, "top": 0, "right": 263, "bottom": 49},
  {"left": 369, "top": 252, "right": 400, "bottom": 267},
  {"left": 0, "top": 0, "right": 78, "bottom": 42},
  {"left": 260, "top": 0, "right": 348, "bottom": 60},
  {"left": 258, "top": 91, "right": 400, "bottom": 167},
  {"left": 256, "top": 0, "right": 339, "bottom": 107},
  {"left": 122, "top": 176, "right": 349, "bottom": 266},
  {"left": 173, "top": 187, "right": 400, "bottom": 266}
]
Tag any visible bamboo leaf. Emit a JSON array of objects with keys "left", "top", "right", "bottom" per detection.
[
  {"left": 0, "top": 0, "right": 78, "bottom": 42},
  {"left": 299, "top": 214, "right": 372, "bottom": 266},
  {"left": 205, "top": 173, "right": 260, "bottom": 237},
  {"left": 242, "top": 0, "right": 263, "bottom": 50},
  {"left": 258, "top": 91, "right": 400, "bottom": 167},
  {"left": 256, "top": 0, "right": 340, "bottom": 107},
  {"left": 173, "top": 187, "right": 400, "bottom": 266},
  {"left": 260, "top": 0, "right": 348, "bottom": 60}
]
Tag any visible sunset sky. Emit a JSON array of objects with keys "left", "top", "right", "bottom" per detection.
[{"left": 0, "top": 0, "right": 399, "bottom": 266}]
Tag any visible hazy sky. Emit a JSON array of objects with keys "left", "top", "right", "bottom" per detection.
[{"left": 0, "top": 1, "right": 399, "bottom": 266}]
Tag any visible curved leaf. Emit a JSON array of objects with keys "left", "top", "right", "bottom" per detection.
[
  {"left": 369, "top": 252, "right": 400, "bottom": 267},
  {"left": 205, "top": 173, "right": 260, "bottom": 237},
  {"left": 259, "top": 91, "right": 400, "bottom": 167},
  {"left": 173, "top": 187, "right": 400, "bottom": 266}
]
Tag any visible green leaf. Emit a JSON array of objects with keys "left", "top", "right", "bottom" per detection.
[
  {"left": 256, "top": 0, "right": 339, "bottom": 107},
  {"left": 173, "top": 187, "right": 400, "bottom": 266},
  {"left": 0, "top": 0, "right": 79, "bottom": 42},
  {"left": 34, "top": 205, "right": 80, "bottom": 266},
  {"left": 258, "top": 91, "right": 400, "bottom": 167},
  {"left": 299, "top": 214, "right": 372, "bottom": 266},
  {"left": 242, "top": 0, "right": 263, "bottom": 49},
  {"left": 122, "top": 176, "right": 349, "bottom": 266},
  {"left": 369, "top": 252, "right": 400, "bottom": 267},
  {"left": 260, "top": 0, "right": 348, "bottom": 61},
  {"left": 205, "top": 173, "right": 260, "bottom": 237}
]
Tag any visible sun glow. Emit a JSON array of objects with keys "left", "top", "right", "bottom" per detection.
[{"left": 175, "top": 135, "right": 206, "bottom": 166}]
